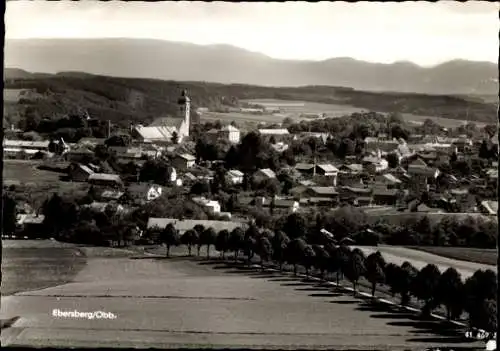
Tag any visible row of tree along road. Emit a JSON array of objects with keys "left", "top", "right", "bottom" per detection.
[{"left": 149, "top": 223, "right": 497, "bottom": 335}]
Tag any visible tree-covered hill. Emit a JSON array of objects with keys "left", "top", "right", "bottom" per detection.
[{"left": 3, "top": 71, "right": 497, "bottom": 129}]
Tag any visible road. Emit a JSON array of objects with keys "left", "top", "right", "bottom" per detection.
[{"left": 1, "top": 241, "right": 485, "bottom": 349}]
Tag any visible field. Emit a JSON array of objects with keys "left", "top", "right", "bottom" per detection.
[
  {"left": 1, "top": 240, "right": 484, "bottom": 349},
  {"left": 220, "top": 98, "right": 487, "bottom": 128},
  {"left": 410, "top": 246, "right": 497, "bottom": 266},
  {"left": 3, "top": 160, "right": 62, "bottom": 185},
  {"left": 355, "top": 245, "right": 496, "bottom": 281}
]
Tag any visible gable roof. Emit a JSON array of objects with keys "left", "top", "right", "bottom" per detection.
[
  {"left": 295, "top": 163, "right": 315, "bottom": 171},
  {"left": 221, "top": 125, "right": 239, "bottom": 132},
  {"left": 316, "top": 164, "right": 338, "bottom": 173},
  {"left": 150, "top": 117, "right": 185, "bottom": 129},
  {"left": 258, "top": 128, "right": 290, "bottom": 135},
  {"left": 88, "top": 173, "right": 122, "bottom": 182},
  {"left": 481, "top": 200, "right": 498, "bottom": 215},
  {"left": 308, "top": 187, "right": 338, "bottom": 196},
  {"left": 409, "top": 158, "right": 428, "bottom": 168},
  {"left": 381, "top": 173, "right": 402, "bottom": 184},
  {"left": 256, "top": 168, "right": 276, "bottom": 178},
  {"left": 227, "top": 169, "right": 244, "bottom": 177},
  {"left": 340, "top": 164, "right": 363, "bottom": 172},
  {"left": 176, "top": 153, "right": 196, "bottom": 161}
]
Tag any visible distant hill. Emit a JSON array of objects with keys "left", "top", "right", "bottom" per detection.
[
  {"left": 5, "top": 38, "right": 498, "bottom": 95},
  {"left": 3, "top": 71, "right": 497, "bottom": 130}
]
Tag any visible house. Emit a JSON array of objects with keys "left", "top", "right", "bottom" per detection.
[
  {"left": 372, "top": 188, "right": 399, "bottom": 206},
  {"left": 339, "top": 163, "right": 363, "bottom": 174},
  {"left": 363, "top": 137, "right": 399, "bottom": 152},
  {"left": 362, "top": 151, "right": 389, "bottom": 173},
  {"left": 172, "top": 153, "right": 196, "bottom": 170},
  {"left": 295, "top": 163, "right": 316, "bottom": 175},
  {"left": 258, "top": 197, "right": 300, "bottom": 213},
  {"left": 253, "top": 168, "right": 277, "bottom": 182},
  {"left": 304, "top": 187, "right": 339, "bottom": 199},
  {"left": 147, "top": 218, "right": 246, "bottom": 234},
  {"left": 69, "top": 163, "right": 95, "bottom": 182},
  {"left": 407, "top": 158, "right": 440, "bottom": 178},
  {"left": 206, "top": 125, "right": 241, "bottom": 144},
  {"left": 270, "top": 142, "right": 289, "bottom": 153},
  {"left": 226, "top": 169, "right": 244, "bottom": 185},
  {"left": 315, "top": 164, "right": 339, "bottom": 186},
  {"left": 100, "top": 190, "right": 125, "bottom": 201},
  {"left": 84, "top": 201, "right": 129, "bottom": 215},
  {"left": 338, "top": 186, "right": 372, "bottom": 202},
  {"left": 220, "top": 125, "right": 241, "bottom": 143},
  {"left": 16, "top": 214, "right": 45, "bottom": 236},
  {"left": 192, "top": 197, "right": 221, "bottom": 214},
  {"left": 65, "top": 147, "right": 94, "bottom": 162},
  {"left": 127, "top": 184, "right": 163, "bottom": 203},
  {"left": 258, "top": 128, "right": 290, "bottom": 142},
  {"left": 78, "top": 137, "right": 106, "bottom": 148},
  {"left": 480, "top": 201, "right": 498, "bottom": 216},
  {"left": 3, "top": 139, "right": 51, "bottom": 157},
  {"left": 88, "top": 173, "right": 123, "bottom": 188},
  {"left": 353, "top": 196, "right": 373, "bottom": 207},
  {"left": 375, "top": 174, "right": 402, "bottom": 188}
]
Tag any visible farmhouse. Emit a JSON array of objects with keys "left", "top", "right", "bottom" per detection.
[{"left": 192, "top": 197, "right": 221, "bottom": 214}]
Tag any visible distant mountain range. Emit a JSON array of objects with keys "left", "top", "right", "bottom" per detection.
[{"left": 4, "top": 38, "right": 498, "bottom": 95}]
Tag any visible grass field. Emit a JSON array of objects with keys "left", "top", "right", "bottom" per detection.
[
  {"left": 410, "top": 246, "right": 497, "bottom": 266},
  {"left": 1, "top": 241, "right": 87, "bottom": 296},
  {"left": 1, "top": 240, "right": 484, "bottom": 349},
  {"left": 3, "top": 160, "right": 62, "bottom": 184},
  {"left": 235, "top": 98, "right": 486, "bottom": 128}
]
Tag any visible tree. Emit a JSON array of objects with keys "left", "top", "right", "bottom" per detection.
[
  {"left": 193, "top": 224, "right": 205, "bottom": 256},
  {"left": 284, "top": 238, "right": 307, "bottom": 275},
  {"left": 160, "top": 223, "right": 180, "bottom": 257},
  {"left": 384, "top": 263, "right": 402, "bottom": 298},
  {"left": 411, "top": 264, "right": 441, "bottom": 317},
  {"left": 282, "top": 213, "right": 307, "bottom": 239},
  {"left": 312, "top": 245, "right": 330, "bottom": 279},
  {"left": 256, "top": 236, "right": 273, "bottom": 270},
  {"left": 2, "top": 194, "right": 17, "bottom": 236},
  {"left": 470, "top": 299, "right": 497, "bottom": 332},
  {"left": 171, "top": 131, "right": 179, "bottom": 144},
  {"left": 228, "top": 227, "right": 245, "bottom": 261},
  {"left": 437, "top": 267, "right": 464, "bottom": 320},
  {"left": 271, "top": 230, "right": 290, "bottom": 270},
  {"left": 181, "top": 229, "right": 198, "bottom": 256},
  {"left": 464, "top": 269, "right": 497, "bottom": 328},
  {"left": 301, "top": 245, "right": 316, "bottom": 278},
  {"left": 343, "top": 248, "right": 366, "bottom": 295},
  {"left": 399, "top": 261, "right": 419, "bottom": 306},
  {"left": 386, "top": 152, "right": 399, "bottom": 168},
  {"left": 365, "top": 252, "right": 386, "bottom": 297},
  {"left": 478, "top": 140, "right": 491, "bottom": 159},
  {"left": 199, "top": 227, "right": 217, "bottom": 259},
  {"left": 215, "top": 229, "right": 230, "bottom": 259}
]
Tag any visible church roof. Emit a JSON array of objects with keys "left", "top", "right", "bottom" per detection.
[{"left": 150, "top": 117, "right": 185, "bottom": 129}]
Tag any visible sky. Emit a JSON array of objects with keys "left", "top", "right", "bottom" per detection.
[{"left": 5, "top": 1, "right": 499, "bottom": 66}]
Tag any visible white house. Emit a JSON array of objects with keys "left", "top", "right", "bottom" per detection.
[
  {"left": 220, "top": 125, "right": 241, "bottom": 143},
  {"left": 226, "top": 169, "right": 244, "bottom": 185},
  {"left": 192, "top": 197, "right": 221, "bottom": 214},
  {"left": 253, "top": 168, "right": 277, "bottom": 183}
]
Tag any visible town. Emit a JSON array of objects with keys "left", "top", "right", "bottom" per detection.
[{"left": 2, "top": 1, "right": 498, "bottom": 350}]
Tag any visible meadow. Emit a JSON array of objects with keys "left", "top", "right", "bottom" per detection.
[{"left": 410, "top": 246, "right": 497, "bottom": 266}]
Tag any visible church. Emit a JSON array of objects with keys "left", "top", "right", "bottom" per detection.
[{"left": 132, "top": 90, "right": 191, "bottom": 144}]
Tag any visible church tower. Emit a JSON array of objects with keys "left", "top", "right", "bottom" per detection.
[{"left": 177, "top": 89, "right": 190, "bottom": 138}]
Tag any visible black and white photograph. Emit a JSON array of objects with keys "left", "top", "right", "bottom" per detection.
[{"left": 1, "top": 1, "right": 498, "bottom": 350}]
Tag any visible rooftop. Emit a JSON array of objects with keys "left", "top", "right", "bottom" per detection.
[{"left": 88, "top": 173, "right": 122, "bottom": 182}]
